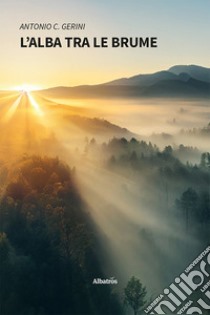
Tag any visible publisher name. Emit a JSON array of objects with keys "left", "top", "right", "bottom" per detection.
[
  {"left": 92, "top": 277, "right": 118, "bottom": 285},
  {"left": 19, "top": 23, "right": 85, "bottom": 31}
]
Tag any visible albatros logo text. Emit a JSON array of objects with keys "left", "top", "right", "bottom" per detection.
[{"left": 92, "top": 277, "right": 118, "bottom": 285}]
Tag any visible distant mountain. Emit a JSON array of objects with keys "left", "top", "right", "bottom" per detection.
[
  {"left": 105, "top": 65, "right": 210, "bottom": 86},
  {"left": 141, "top": 77, "right": 210, "bottom": 98},
  {"left": 168, "top": 65, "right": 210, "bottom": 83},
  {"left": 39, "top": 65, "right": 210, "bottom": 99},
  {"left": 105, "top": 71, "right": 178, "bottom": 86}
]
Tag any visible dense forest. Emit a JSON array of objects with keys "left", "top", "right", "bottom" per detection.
[
  {"left": 86, "top": 137, "right": 210, "bottom": 241},
  {"left": 0, "top": 134, "right": 209, "bottom": 314},
  {"left": 0, "top": 156, "right": 122, "bottom": 315}
]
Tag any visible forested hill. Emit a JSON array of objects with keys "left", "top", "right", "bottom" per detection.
[{"left": 0, "top": 155, "right": 122, "bottom": 315}]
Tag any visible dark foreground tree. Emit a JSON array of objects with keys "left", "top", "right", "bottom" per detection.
[
  {"left": 124, "top": 276, "right": 147, "bottom": 315},
  {"left": 177, "top": 187, "right": 198, "bottom": 232},
  {"left": 0, "top": 155, "right": 123, "bottom": 315}
]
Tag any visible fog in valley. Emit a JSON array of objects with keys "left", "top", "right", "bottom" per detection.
[
  {"left": 0, "top": 90, "right": 209, "bottom": 313},
  {"left": 43, "top": 95, "right": 210, "bottom": 154}
]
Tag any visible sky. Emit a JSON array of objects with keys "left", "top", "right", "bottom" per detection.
[{"left": 0, "top": 0, "right": 210, "bottom": 89}]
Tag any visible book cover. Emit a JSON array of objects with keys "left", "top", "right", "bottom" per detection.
[{"left": 0, "top": 1, "right": 209, "bottom": 314}]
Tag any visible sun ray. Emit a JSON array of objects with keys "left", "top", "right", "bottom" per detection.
[
  {"left": 2, "top": 94, "right": 23, "bottom": 123},
  {"left": 27, "top": 92, "right": 44, "bottom": 116}
]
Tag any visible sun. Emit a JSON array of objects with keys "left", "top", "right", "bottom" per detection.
[
  {"left": 5, "top": 84, "right": 44, "bottom": 117},
  {"left": 13, "top": 84, "right": 41, "bottom": 93}
]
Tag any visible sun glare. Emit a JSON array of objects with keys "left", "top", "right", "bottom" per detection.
[
  {"left": 13, "top": 84, "right": 41, "bottom": 92},
  {"left": 2, "top": 84, "right": 44, "bottom": 120}
]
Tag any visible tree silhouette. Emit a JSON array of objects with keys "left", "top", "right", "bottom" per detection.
[
  {"left": 124, "top": 276, "right": 147, "bottom": 315},
  {"left": 178, "top": 188, "right": 198, "bottom": 232}
]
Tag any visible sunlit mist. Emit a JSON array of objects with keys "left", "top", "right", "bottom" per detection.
[
  {"left": 0, "top": 88, "right": 209, "bottom": 297},
  {"left": 27, "top": 92, "right": 44, "bottom": 116},
  {"left": 2, "top": 94, "right": 22, "bottom": 123}
]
